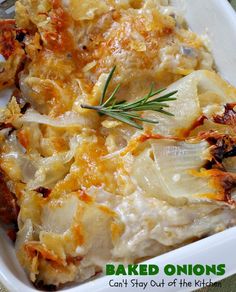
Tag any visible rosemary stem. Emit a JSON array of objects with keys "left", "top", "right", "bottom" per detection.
[
  {"left": 81, "top": 104, "right": 101, "bottom": 110},
  {"left": 80, "top": 66, "right": 177, "bottom": 129}
]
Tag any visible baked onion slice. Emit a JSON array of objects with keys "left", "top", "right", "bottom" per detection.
[
  {"left": 143, "top": 73, "right": 201, "bottom": 136},
  {"left": 144, "top": 70, "right": 236, "bottom": 137},
  {"left": 150, "top": 139, "right": 215, "bottom": 202}
]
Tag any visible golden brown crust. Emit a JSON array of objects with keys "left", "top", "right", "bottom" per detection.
[
  {"left": 0, "top": 20, "right": 17, "bottom": 60},
  {"left": 0, "top": 171, "right": 19, "bottom": 225},
  {"left": 0, "top": 20, "right": 26, "bottom": 89}
]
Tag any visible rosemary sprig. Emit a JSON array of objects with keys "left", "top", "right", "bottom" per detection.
[{"left": 81, "top": 66, "right": 177, "bottom": 130}]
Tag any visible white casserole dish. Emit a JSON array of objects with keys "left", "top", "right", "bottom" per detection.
[{"left": 1, "top": 0, "right": 236, "bottom": 291}]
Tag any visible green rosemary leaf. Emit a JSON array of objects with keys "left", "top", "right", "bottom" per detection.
[
  {"left": 151, "top": 90, "right": 178, "bottom": 102},
  {"left": 129, "top": 104, "right": 168, "bottom": 111},
  {"left": 125, "top": 113, "right": 159, "bottom": 124},
  {"left": 81, "top": 66, "right": 177, "bottom": 130},
  {"left": 101, "top": 110, "right": 144, "bottom": 130},
  {"left": 149, "top": 87, "right": 166, "bottom": 97},
  {"left": 157, "top": 109, "right": 174, "bottom": 116},
  {"left": 103, "top": 83, "right": 121, "bottom": 107},
  {"left": 142, "top": 82, "right": 154, "bottom": 104},
  {"left": 100, "top": 66, "right": 116, "bottom": 105}
]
